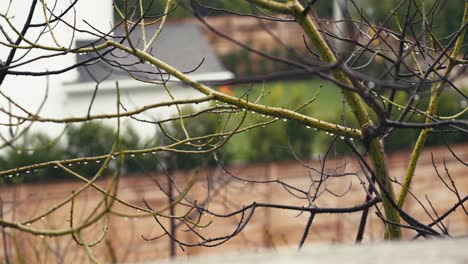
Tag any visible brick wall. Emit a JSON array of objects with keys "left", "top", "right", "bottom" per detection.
[
  {"left": 0, "top": 144, "right": 466, "bottom": 263},
  {"left": 173, "top": 16, "right": 306, "bottom": 55}
]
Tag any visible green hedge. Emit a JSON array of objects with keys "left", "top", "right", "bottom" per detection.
[{"left": 1, "top": 81, "right": 465, "bottom": 183}]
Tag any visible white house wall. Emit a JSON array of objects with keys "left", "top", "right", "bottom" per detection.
[
  {"left": 64, "top": 80, "right": 210, "bottom": 138},
  {"left": 0, "top": 0, "right": 113, "bottom": 138},
  {"left": 1, "top": 1, "right": 233, "bottom": 143}
]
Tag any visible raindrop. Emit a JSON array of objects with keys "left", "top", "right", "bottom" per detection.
[
  {"left": 130, "top": 154, "right": 135, "bottom": 157},
  {"left": 244, "top": 181, "right": 248, "bottom": 184},
  {"left": 84, "top": 161, "right": 88, "bottom": 165},
  {"left": 326, "top": 21, "right": 330, "bottom": 24},
  {"left": 96, "top": 160, "right": 101, "bottom": 163},
  {"left": 350, "top": 138, "right": 354, "bottom": 141},
  {"left": 111, "top": 155, "right": 116, "bottom": 159},
  {"left": 197, "top": 147, "right": 202, "bottom": 150},
  {"left": 398, "top": 107, "right": 402, "bottom": 110},
  {"left": 26, "top": 223, "right": 31, "bottom": 226},
  {"left": 403, "top": 43, "right": 409, "bottom": 50},
  {"left": 415, "top": 51, "right": 419, "bottom": 55},
  {"left": 39, "top": 235, "right": 44, "bottom": 238},
  {"left": 274, "top": 117, "right": 279, "bottom": 120},
  {"left": 367, "top": 82, "right": 375, "bottom": 89},
  {"left": 7, "top": 175, "right": 12, "bottom": 178},
  {"left": 414, "top": 94, "right": 420, "bottom": 101},
  {"left": 460, "top": 99, "right": 467, "bottom": 108},
  {"left": 68, "top": 164, "right": 72, "bottom": 167},
  {"left": 262, "top": 125, "right": 266, "bottom": 128},
  {"left": 142, "top": 153, "right": 146, "bottom": 156},
  {"left": 152, "top": 152, "right": 156, "bottom": 155},
  {"left": 41, "top": 217, "right": 45, "bottom": 221},
  {"left": 340, "top": 136, "right": 345, "bottom": 140},
  {"left": 283, "top": 119, "right": 287, "bottom": 122},
  {"left": 251, "top": 111, "right": 255, "bottom": 114},
  {"left": 17, "top": 150, "right": 22, "bottom": 155},
  {"left": 26, "top": 171, "right": 30, "bottom": 174},
  {"left": 261, "top": 114, "right": 265, "bottom": 117},
  {"left": 306, "top": 126, "right": 311, "bottom": 129}
]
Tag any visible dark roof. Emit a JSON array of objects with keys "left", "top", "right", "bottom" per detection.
[{"left": 73, "top": 23, "right": 230, "bottom": 83}]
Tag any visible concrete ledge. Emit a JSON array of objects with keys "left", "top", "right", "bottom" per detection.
[{"left": 147, "top": 239, "right": 468, "bottom": 264}]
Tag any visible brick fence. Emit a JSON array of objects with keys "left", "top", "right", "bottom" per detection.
[{"left": 0, "top": 143, "right": 466, "bottom": 263}]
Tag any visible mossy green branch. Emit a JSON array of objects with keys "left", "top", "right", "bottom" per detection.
[
  {"left": 287, "top": 0, "right": 401, "bottom": 238},
  {"left": 106, "top": 41, "right": 362, "bottom": 139},
  {"left": 398, "top": 1, "right": 468, "bottom": 208}
]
